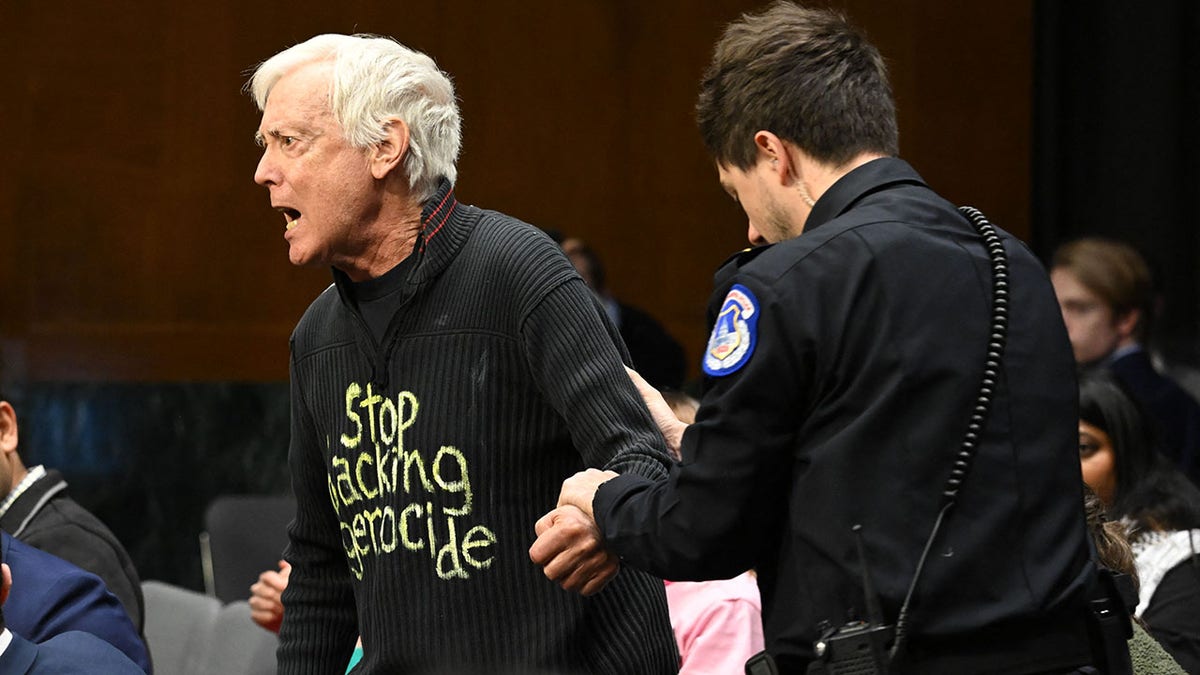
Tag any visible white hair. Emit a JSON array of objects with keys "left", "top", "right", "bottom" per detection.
[{"left": 250, "top": 34, "right": 462, "bottom": 203}]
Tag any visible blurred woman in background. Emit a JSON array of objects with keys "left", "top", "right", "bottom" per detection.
[{"left": 1079, "top": 372, "right": 1200, "bottom": 672}]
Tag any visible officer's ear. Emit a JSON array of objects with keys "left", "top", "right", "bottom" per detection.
[{"left": 752, "top": 131, "right": 793, "bottom": 186}]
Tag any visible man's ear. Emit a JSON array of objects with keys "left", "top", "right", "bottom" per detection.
[
  {"left": 1115, "top": 308, "right": 1141, "bottom": 342},
  {"left": 0, "top": 402, "right": 17, "bottom": 457},
  {"left": 753, "top": 130, "right": 794, "bottom": 185},
  {"left": 370, "top": 118, "right": 410, "bottom": 180}
]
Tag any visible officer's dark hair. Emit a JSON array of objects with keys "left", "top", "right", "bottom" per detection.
[
  {"left": 697, "top": 1, "right": 899, "bottom": 171},
  {"left": 1079, "top": 371, "right": 1200, "bottom": 536}
]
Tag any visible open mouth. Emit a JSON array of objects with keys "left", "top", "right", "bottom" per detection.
[{"left": 279, "top": 208, "right": 302, "bottom": 231}]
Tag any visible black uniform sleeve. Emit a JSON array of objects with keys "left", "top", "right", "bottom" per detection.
[
  {"left": 277, "top": 350, "right": 359, "bottom": 675},
  {"left": 521, "top": 276, "right": 673, "bottom": 481},
  {"left": 595, "top": 275, "right": 804, "bottom": 580}
]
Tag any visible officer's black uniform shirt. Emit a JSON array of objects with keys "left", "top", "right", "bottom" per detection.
[{"left": 595, "top": 158, "right": 1095, "bottom": 673}]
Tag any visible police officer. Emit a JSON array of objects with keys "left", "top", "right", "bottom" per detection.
[{"left": 531, "top": 3, "right": 1103, "bottom": 673}]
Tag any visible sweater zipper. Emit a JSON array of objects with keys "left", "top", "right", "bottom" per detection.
[{"left": 352, "top": 253, "right": 427, "bottom": 391}]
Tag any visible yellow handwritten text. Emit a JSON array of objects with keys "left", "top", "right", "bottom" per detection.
[{"left": 328, "top": 383, "right": 496, "bottom": 581}]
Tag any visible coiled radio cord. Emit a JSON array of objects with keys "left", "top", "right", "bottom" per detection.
[{"left": 889, "top": 205, "right": 1010, "bottom": 662}]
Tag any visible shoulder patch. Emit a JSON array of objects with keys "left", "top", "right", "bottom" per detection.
[{"left": 703, "top": 284, "right": 760, "bottom": 377}]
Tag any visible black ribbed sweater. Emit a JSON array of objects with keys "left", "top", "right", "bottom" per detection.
[{"left": 277, "top": 181, "right": 680, "bottom": 675}]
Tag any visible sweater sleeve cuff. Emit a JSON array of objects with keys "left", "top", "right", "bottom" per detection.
[{"left": 605, "top": 452, "right": 670, "bottom": 482}]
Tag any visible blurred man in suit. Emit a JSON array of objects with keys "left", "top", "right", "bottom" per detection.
[
  {"left": 0, "top": 390, "right": 144, "bottom": 631},
  {"left": 561, "top": 238, "right": 688, "bottom": 390},
  {"left": 1, "top": 531, "right": 149, "bottom": 672},
  {"left": 0, "top": 535, "right": 145, "bottom": 674}
]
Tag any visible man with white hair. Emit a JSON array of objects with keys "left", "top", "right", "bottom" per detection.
[{"left": 249, "top": 34, "right": 678, "bottom": 674}]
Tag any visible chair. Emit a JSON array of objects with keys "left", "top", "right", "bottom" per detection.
[
  {"left": 142, "top": 580, "right": 221, "bottom": 675},
  {"left": 200, "top": 494, "right": 296, "bottom": 604},
  {"left": 195, "top": 601, "right": 278, "bottom": 675},
  {"left": 142, "top": 580, "right": 278, "bottom": 675}
]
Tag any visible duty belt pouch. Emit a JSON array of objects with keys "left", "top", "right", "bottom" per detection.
[
  {"left": 745, "top": 650, "right": 780, "bottom": 675},
  {"left": 1085, "top": 566, "right": 1134, "bottom": 675}
]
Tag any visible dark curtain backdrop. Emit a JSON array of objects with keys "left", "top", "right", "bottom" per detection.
[
  {"left": 1034, "top": 0, "right": 1200, "bottom": 361},
  {"left": 0, "top": 0, "right": 1037, "bottom": 589}
]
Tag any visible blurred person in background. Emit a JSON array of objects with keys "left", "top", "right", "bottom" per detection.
[
  {"left": 1053, "top": 237, "right": 1200, "bottom": 485},
  {"left": 0, "top": 389, "right": 143, "bottom": 635},
  {"left": 1078, "top": 371, "right": 1200, "bottom": 671},
  {"left": 562, "top": 238, "right": 687, "bottom": 390},
  {"left": 1082, "top": 484, "right": 1187, "bottom": 675},
  {"left": 659, "top": 390, "right": 764, "bottom": 674},
  {"left": 0, "top": 541, "right": 144, "bottom": 674},
  {"left": 1, "top": 531, "right": 149, "bottom": 672}
]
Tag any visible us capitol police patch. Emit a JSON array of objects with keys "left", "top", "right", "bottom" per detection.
[{"left": 703, "top": 283, "right": 760, "bottom": 377}]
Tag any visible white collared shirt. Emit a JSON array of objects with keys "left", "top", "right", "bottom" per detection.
[{"left": 0, "top": 627, "right": 13, "bottom": 658}]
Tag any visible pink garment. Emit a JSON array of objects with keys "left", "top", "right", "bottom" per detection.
[{"left": 665, "top": 572, "right": 764, "bottom": 674}]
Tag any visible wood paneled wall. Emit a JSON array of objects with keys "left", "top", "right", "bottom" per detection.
[{"left": 0, "top": 1, "right": 1031, "bottom": 382}]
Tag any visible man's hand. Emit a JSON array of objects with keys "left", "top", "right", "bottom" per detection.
[
  {"left": 529, "top": 504, "right": 618, "bottom": 595},
  {"left": 249, "top": 559, "right": 291, "bottom": 634},
  {"left": 626, "top": 366, "right": 687, "bottom": 456},
  {"left": 556, "top": 468, "right": 618, "bottom": 519}
]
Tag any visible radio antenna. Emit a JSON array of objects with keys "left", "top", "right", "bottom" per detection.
[{"left": 853, "top": 524, "right": 886, "bottom": 627}]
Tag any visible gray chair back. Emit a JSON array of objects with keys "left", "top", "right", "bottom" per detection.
[
  {"left": 196, "top": 600, "right": 278, "bottom": 675},
  {"left": 201, "top": 494, "right": 295, "bottom": 603},
  {"left": 141, "top": 580, "right": 220, "bottom": 675},
  {"left": 142, "top": 580, "right": 279, "bottom": 675}
]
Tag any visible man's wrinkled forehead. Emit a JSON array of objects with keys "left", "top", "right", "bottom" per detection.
[
  {"left": 256, "top": 68, "right": 336, "bottom": 137},
  {"left": 262, "top": 62, "right": 335, "bottom": 119}
]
